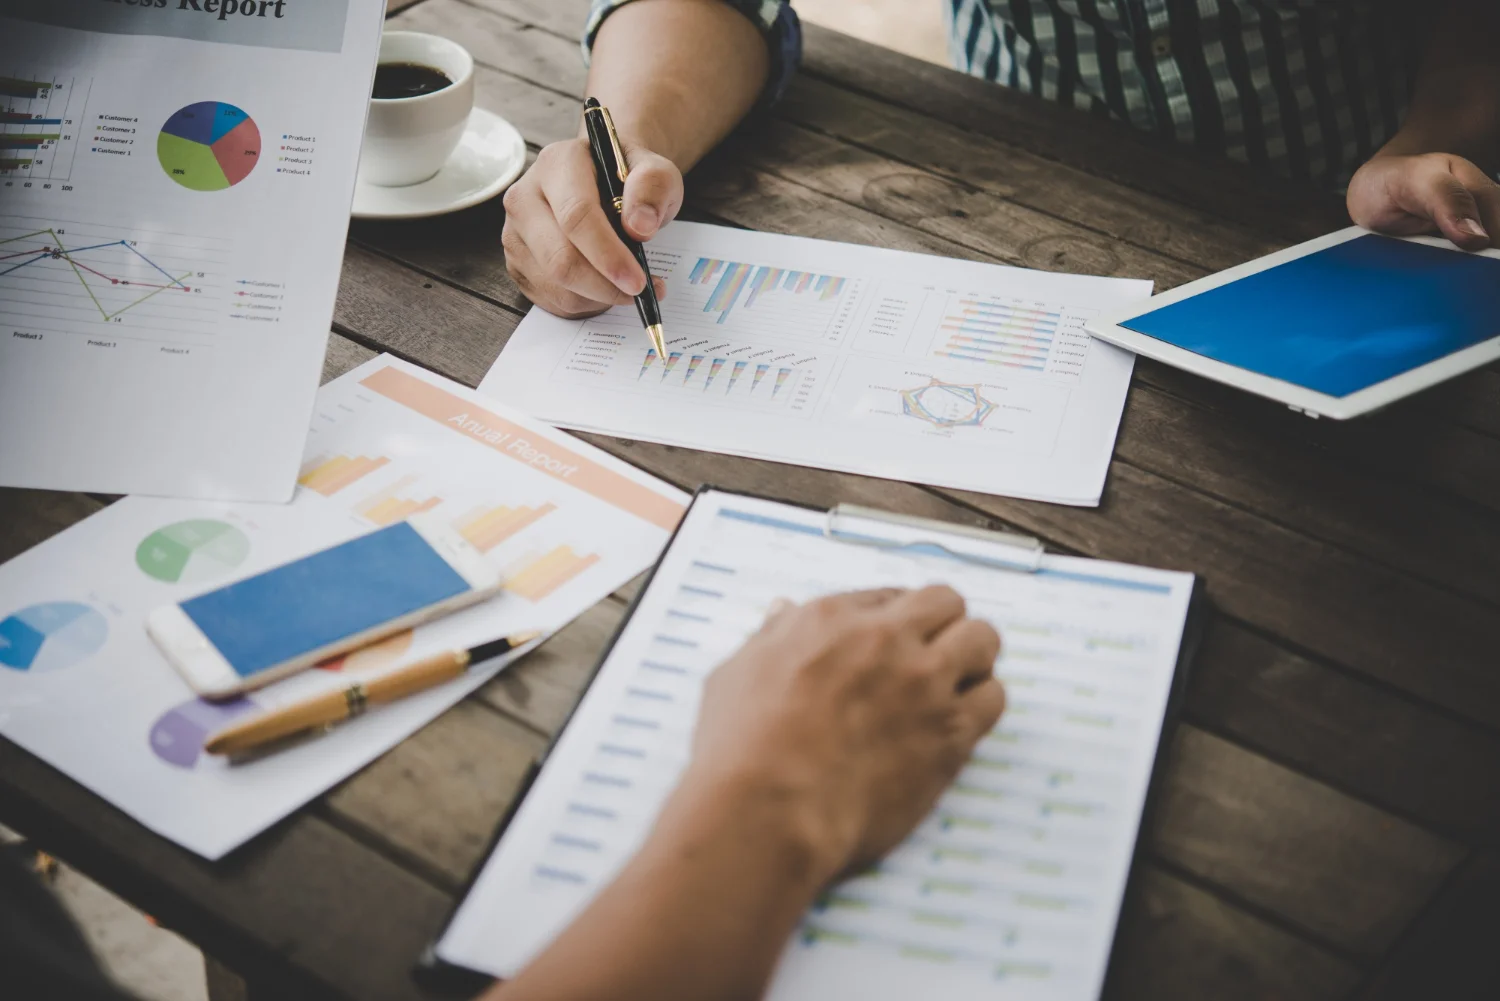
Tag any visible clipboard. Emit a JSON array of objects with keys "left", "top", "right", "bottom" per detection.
[{"left": 415, "top": 485, "right": 1208, "bottom": 998}]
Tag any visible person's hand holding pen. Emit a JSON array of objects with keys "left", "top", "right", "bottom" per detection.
[
  {"left": 498, "top": 0, "right": 771, "bottom": 319},
  {"left": 501, "top": 133, "right": 676, "bottom": 319}
]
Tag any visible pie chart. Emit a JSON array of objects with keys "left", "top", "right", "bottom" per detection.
[
  {"left": 149, "top": 695, "right": 258, "bottom": 769},
  {"left": 158, "top": 101, "right": 261, "bottom": 191},
  {"left": 135, "top": 519, "right": 250, "bottom": 584},
  {"left": 0, "top": 602, "right": 109, "bottom": 673}
]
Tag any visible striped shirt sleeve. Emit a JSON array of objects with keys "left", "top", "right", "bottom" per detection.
[{"left": 584, "top": 0, "right": 802, "bottom": 111}]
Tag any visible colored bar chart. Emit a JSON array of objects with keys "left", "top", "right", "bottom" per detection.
[
  {"left": 0, "top": 74, "right": 86, "bottom": 181},
  {"left": 683, "top": 355, "right": 705, "bottom": 383},
  {"left": 0, "top": 134, "right": 58, "bottom": 150},
  {"left": 298, "top": 453, "right": 390, "bottom": 496},
  {"left": 454, "top": 501, "right": 557, "bottom": 553},
  {"left": 505, "top": 545, "right": 601, "bottom": 601},
  {"left": 660, "top": 351, "right": 683, "bottom": 380},
  {"left": 688, "top": 257, "right": 848, "bottom": 323},
  {"left": 638, "top": 349, "right": 657, "bottom": 380},
  {"left": 934, "top": 299, "right": 1058, "bottom": 372},
  {"left": 703, "top": 358, "right": 726, "bottom": 391},
  {"left": 0, "top": 77, "right": 49, "bottom": 100},
  {"left": 726, "top": 360, "right": 747, "bottom": 393},
  {"left": 353, "top": 474, "right": 442, "bottom": 526}
]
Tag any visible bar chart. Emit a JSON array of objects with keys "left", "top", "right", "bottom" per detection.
[
  {"left": 352, "top": 474, "right": 442, "bottom": 526},
  {"left": 688, "top": 258, "right": 847, "bottom": 324},
  {"left": 454, "top": 502, "right": 556, "bottom": 554},
  {"left": 0, "top": 71, "right": 88, "bottom": 182},
  {"left": 927, "top": 294, "right": 1097, "bottom": 381},
  {"left": 934, "top": 298, "right": 1061, "bottom": 372},
  {"left": 298, "top": 453, "right": 391, "bottom": 497},
  {"left": 504, "top": 545, "right": 601, "bottom": 602}
]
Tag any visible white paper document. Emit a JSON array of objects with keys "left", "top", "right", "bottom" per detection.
[
  {"left": 437, "top": 490, "right": 1196, "bottom": 1000},
  {"left": 0, "top": 356, "right": 686, "bottom": 858},
  {"left": 481, "top": 223, "right": 1152, "bottom": 506},
  {"left": 0, "top": 0, "right": 383, "bottom": 499}
]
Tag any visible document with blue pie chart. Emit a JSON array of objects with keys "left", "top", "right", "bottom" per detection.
[
  {"left": 483, "top": 222, "right": 1153, "bottom": 506},
  {"left": 0, "top": 356, "right": 685, "bottom": 858}
]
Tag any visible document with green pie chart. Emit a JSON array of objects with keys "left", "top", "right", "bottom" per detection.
[{"left": 0, "top": 1, "right": 384, "bottom": 500}]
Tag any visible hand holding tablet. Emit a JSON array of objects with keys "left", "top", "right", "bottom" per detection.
[{"left": 1089, "top": 228, "right": 1500, "bottom": 419}]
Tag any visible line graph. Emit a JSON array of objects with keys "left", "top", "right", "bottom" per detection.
[
  {"left": 1, "top": 228, "right": 193, "bottom": 321},
  {"left": 0, "top": 215, "right": 228, "bottom": 344}
]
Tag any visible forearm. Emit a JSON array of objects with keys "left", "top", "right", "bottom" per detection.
[
  {"left": 585, "top": 0, "right": 770, "bottom": 169},
  {"left": 1378, "top": 0, "right": 1500, "bottom": 170},
  {"left": 490, "top": 767, "right": 833, "bottom": 1001}
]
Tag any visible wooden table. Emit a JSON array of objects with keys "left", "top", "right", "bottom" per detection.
[{"left": 3, "top": 2, "right": 1498, "bottom": 998}]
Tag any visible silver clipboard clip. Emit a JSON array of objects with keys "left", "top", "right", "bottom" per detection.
[{"left": 823, "top": 504, "right": 1044, "bottom": 574}]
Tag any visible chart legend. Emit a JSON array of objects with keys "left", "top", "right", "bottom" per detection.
[
  {"left": 158, "top": 101, "right": 261, "bottom": 191},
  {"left": 298, "top": 454, "right": 391, "bottom": 496}
]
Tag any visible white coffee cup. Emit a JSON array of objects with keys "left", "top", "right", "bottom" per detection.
[{"left": 359, "top": 31, "right": 475, "bottom": 187}]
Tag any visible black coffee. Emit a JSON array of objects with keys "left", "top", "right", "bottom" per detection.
[{"left": 372, "top": 62, "right": 453, "bottom": 100}]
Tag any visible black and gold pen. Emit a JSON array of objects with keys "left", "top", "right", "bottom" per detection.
[{"left": 583, "top": 96, "right": 666, "bottom": 359}]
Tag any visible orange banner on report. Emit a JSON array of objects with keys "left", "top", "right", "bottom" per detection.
[{"left": 360, "top": 366, "right": 684, "bottom": 531}]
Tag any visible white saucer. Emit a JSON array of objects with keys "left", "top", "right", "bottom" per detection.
[{"left": 353, "top": 107, "right": 526, "bottom": 220}]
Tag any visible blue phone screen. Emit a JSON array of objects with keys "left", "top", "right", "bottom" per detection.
[
  {"left": 180, "top": 522, "right": 472, "bottom": 677},
  {"left": 1119, "top": 234, "right": 1500, "bottom": 397}
]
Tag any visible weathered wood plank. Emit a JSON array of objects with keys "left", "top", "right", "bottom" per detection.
[
  {"left": 322, "top": 330, "right": 378, "bottom": 381},
  {"left": 351, "top": 197, "right": 530, "bottom": 314},
  {"left": 0, "top": 740, "right": 452, "bottom": 1001},
  {"left": 324, "top": 700, "right": 546, "bottom": 888},
  {"left": 796, "top": 23, "right": 1349, "bottom": 244},
  {"left": 1356, "top": 854, "right": 1500, "bottom": 1001},
  {"left": 1189, "top": 622, "right": 1500, "bottom": 851},
  {"left": 776, "top": 74, "right": 1280, "bottom": 274},
  {"left": 390, "top": 0, "right": 586, "bottom": 96},
  {"left": 1151, "top": 728, "right": 1464, "bottom": 957},
  {"left": 469, "top": 0, "right": 588, "bottom": 37},
  {"left": 1108, "top": 868, "right": 1360, "bottom": 1001},
  {"left": 334, "top": 242, "right": 508, "bottom": 378},
  {"left": 474, "top": 597, "right": 626, "bottom": 738},
  {"left": 0, "top": 490, "right": 107, "bottom": 563},
  {"left": 1134, "top": 360, "right": 1500, "bottom": 518},
  {"left": 725, "top": 121, "right": 1206, "bottom": 288},
  {"left": 1115, "top": 381, "right": 1500, "bottom": 607}
]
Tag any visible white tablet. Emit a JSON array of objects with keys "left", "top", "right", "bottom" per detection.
[{"left": 1088, "top": 227, "right": 1500, "bottom": 419}]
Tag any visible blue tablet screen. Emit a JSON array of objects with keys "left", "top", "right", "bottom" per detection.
[{"left": 1119, "top": 234, "right": 1500, "bottom": 397}]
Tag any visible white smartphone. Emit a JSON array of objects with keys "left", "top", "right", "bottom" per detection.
[{"left": 147, "top": 514, "right": 501, "bottom": 700}]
